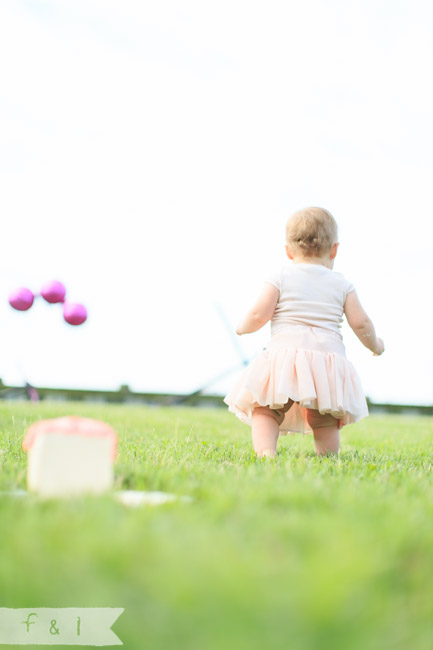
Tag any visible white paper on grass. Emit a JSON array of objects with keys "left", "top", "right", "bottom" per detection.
[{"left": 114, "top": 491, "right": 194, "bottom": 507}]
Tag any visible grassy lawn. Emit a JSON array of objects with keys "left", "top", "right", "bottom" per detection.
[{"left": 1, "top": 400, "right": 433, "bottom": 649}]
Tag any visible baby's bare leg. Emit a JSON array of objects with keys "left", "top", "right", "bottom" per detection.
[
  {"left": 251, "top": 400, "right": 294, "bottom": 457},
  {"left": 251, "top": 406, "right": 280, "bottom": 458},
  {"left": 312, "top": 426, "right": 340, "bottom": 455},
  {"left": 306, "top": 410, "right": 340, "bottom": 456}
]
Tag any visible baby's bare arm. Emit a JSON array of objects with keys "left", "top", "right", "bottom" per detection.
[
  {"left": 344, "top": 291, "right": 384, "bottom": 355},
  {"left": 236, "top": 283, "right": 279, "bottom": 335}
]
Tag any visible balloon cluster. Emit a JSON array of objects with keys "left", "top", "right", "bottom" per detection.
[{"left": 8, "top": 281, "right": 87, "bottom": 326}]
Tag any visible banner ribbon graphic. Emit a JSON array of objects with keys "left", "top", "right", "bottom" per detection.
[{"left": 0, "top": 608, "right": 124, "bottom": 645}]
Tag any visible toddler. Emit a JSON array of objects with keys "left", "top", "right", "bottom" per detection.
[{"left": 223, "top": 207, "right": 384, "bottom": 457}]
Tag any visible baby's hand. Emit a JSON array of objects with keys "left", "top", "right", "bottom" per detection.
[{"left": 372, "top": 338, "right": 385, "bottom": 356}]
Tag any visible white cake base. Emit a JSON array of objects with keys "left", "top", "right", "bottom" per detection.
[{"left": 27, "top": 433, "right": 114, "bottom": 497}]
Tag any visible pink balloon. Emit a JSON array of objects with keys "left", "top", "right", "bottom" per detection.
[
  {"left": 9, "top": 287, "right": 34, "bottom": 311},
  {"left": 63, "top": 301, "right": 87, "bottom": 326},
  {"left": 41, "top": 280, "right": 66, "bottom": 304}
]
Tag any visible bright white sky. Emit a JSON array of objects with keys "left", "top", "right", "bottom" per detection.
[{"left": 0, "top": 0, "right": 432, "bottom": 405}]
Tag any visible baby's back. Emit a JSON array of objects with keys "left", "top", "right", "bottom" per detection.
[{"left": 265, "top": 263, "right": 355, "bottom": 336}]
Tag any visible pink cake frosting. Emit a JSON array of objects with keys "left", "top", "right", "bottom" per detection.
[{"left": 22, "top": 416, "right": 118, "bottom": 461}]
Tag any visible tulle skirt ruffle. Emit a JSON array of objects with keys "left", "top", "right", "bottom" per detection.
[{"left": 223, "top": 324, "right": 369, "bottom": 435}]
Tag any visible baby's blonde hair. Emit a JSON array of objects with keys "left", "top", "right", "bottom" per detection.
[{"left": 286, "top": 207, "right": 338, "bottom": 257}]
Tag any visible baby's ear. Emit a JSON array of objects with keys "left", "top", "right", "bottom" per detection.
[
  {"left": 331, "top": 242, "right": 339, "bottom": 259},
  {"left": 285, "top": 244, "right": 294, "bottom": 260}
]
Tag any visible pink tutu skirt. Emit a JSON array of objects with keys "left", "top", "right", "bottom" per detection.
[{"left": 223, "top": 324, "right": 369, "bottom": 435}]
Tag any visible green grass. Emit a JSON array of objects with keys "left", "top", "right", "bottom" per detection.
[{"left": 1, "top": 400, "right": 433, "bottom": 650}]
